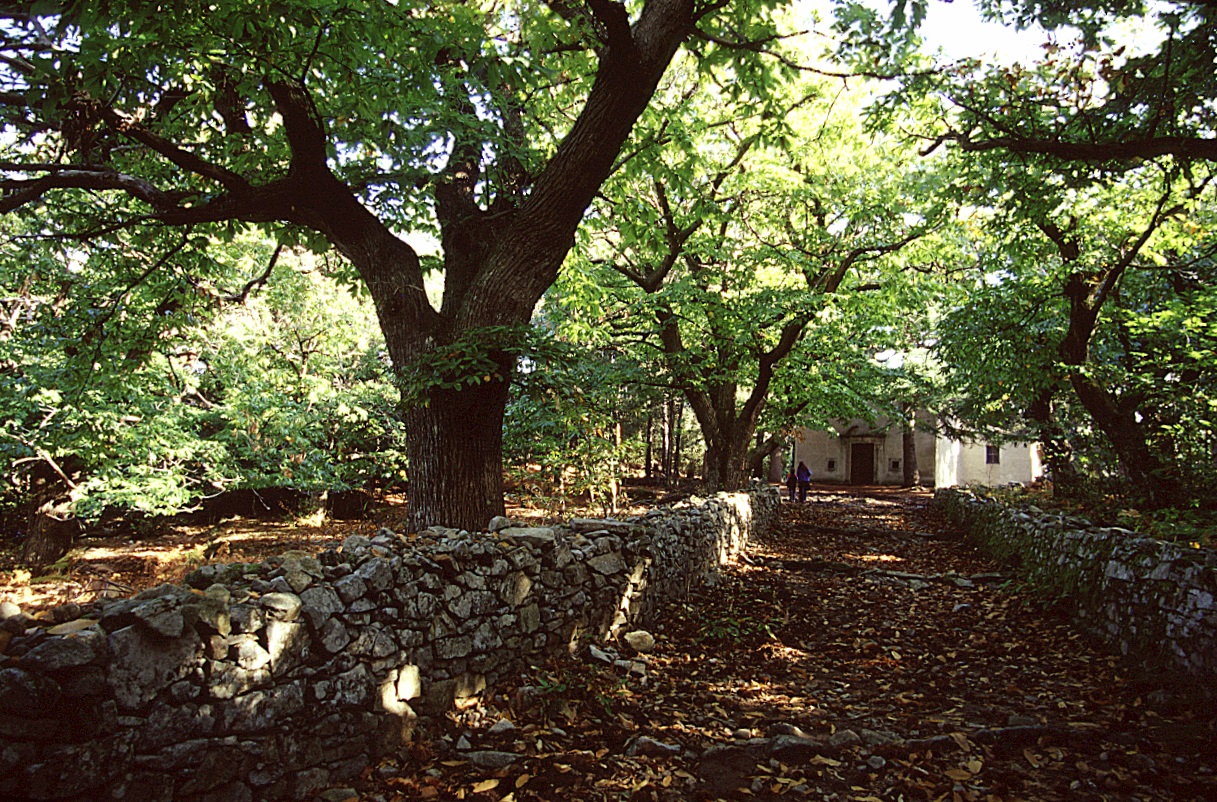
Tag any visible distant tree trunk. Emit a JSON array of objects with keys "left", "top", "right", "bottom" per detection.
[
  {"left": 901, "top": 406, "right": 921, "bottom": 488},
  {"left": 661, "top": 397, "right": 675, "bottom": 485},
  {"left": 20, "top": 461, "right": 82, "bottom": 569},
  {"left": 671, "top": 397, "right": 684, "bottom": 480},
  {"left": 644, "top": 412, "right": 654, "bottom": 480},
  {"left": 611, "top": 420, "right": 622, "bottom": 513},
  {"left": 1027, "top": 390, "right": 1082, "bottom": 499}
]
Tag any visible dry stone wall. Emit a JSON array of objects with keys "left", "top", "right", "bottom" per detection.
[
  {"left": 0, "top": 486, "right": 777, "bottom": 802},
  {"left": 936, "top": 487, "right": 1217, "bottom": 680}
]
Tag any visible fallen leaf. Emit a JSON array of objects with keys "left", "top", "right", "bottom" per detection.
[{"left": 472, "top": 779, "right": 499, "bottom": 793}]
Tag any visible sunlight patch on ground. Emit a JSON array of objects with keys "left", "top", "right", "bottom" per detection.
[{"left": 843, "top": 553, "right": 904, "bottom": 563}]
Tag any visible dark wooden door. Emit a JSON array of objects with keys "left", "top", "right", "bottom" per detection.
[{"left": 850, "top": 443, "right": 875, "bottom": 485}]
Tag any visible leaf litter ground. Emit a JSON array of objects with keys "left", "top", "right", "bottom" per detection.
[{"left": 354, "top": 488, "right": 1216, "bottom": 802}]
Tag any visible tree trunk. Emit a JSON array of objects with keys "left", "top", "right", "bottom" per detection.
[
  {"left": 1027, "top": 390, "right": 1082, "bottom": 499},
  {"left": 645, "top": 412, "right": 653, "bottom": 480},
  {"left": 901, "top": 411, "right": 921, "bottom": 488},
  {"left": 1068, "top": 373, "right": 1181, "bottom": 507},
  {"left": 402, "top": 377, "right": 510, "bottom": 532},
  {"left": 20, "top": 460, "right": 82, "bottom": 569},
  {"left": 672, "top": 398, "right": 685, "bottom": 478}
]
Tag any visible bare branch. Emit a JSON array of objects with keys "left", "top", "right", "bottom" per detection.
[{"left": 222, "top": 242, "right": 283, "bottom": 303}]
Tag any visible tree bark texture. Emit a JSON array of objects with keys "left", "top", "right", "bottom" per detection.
[{"left": 901, "top": 408, "right": 920, "bottom": 488}]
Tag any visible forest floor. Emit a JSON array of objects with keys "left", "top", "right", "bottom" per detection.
[{"left": 352, "top": 488, "right": 1217, "bottom": 802}]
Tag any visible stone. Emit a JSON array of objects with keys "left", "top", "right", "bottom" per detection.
[
  {"left": 767, "top": 735, "right": 825, "bottom": 762},
  {"left": 18, "top": 635, "right": 98, "bottom": 671},
  {"left": 333, "top": 574, "right": 368, "bottom": 604},
  {"left": 488, "top": 718, "right": 515, "bottom": 734},
  {"left": 130, "top": 597, "right": 185, "bottom": 638},
  {"left": 317, "top": 617, "right": 351, "bottom": 653},
  {"left": 396, "top": 665, "right": 421, "bottom": 701},
  {"left": 769, "top": 722, "right": 812, "bottom": 739},
  {"left": 502, "top": 572, "right": 533, "bottom": 606},
  {"left": 234, "top": 639, "right": 272, "bottom": 671},
  {"left": 259, "top": 592, "right": 302, "bottom": 623},
  {"left": 858, "top": 729, "right": 900, "bottom": 747},
  {"left": 487, "top": 516, "right": 512, "bottom": 532},
  {"left": 265, "top": 620, "right": 307, "bottom": 672},
  {"left": 867, "top": 755, "right": 887, "bottom": 770},
  {"left": 185, "top": 563, "right": 243, "bottom": 589},
  {"left": 283, "top": 570, "right": 313, "bottom": 593},
  {"left": 224, "top": 684, "right": 305, "bottom": 732},
  {"left": 356, "top": 557, "right": 393, "bottom": 592},
  {"left": 586, "top": 552, "right": 627, "bottom": 575},
  {"left": 299, "top": 585, "right": 344, "bottom": 629},
  {"left": 0, "top": 600, "right": 22, "bottom": 620},
  {"left": 571, "top": 518, "right": 635, "bottom": 535},
  {"left": 448, "top": 590, "right": 498, "bottom": 618},
  {"left": 208, "top": 662, "right": 271, "bottom": 700},
  {"left": 229, "top": 603, "right": 264, "bottom": 634},
  {"left": 624, "top": 630, "right": 656, "bottom": 653},
  {"left": 588, "top": 645, "right": 616, "bottom": 664},
  {"left": 0, "top": 667, "right": 62, "bottom": 716},
  {"left": 827, "top": 729, "right": 862, "bottom": 749},
  {"left": 519, "top": 603, "right": 541, "bottom": 633},
  {"left": 436, "top": 636, "right": 473, "bottom": 659},
  {"left": 319, "top": 789, "right": 359, "bottom": 802},
  {"left": 268, "top": 576, "right": 293, "bottom": 594},
  {"left": 107, "top": 625, "right": 202, "bottom": 709},
  {"left": 466, "top": 750, "right": 519, "bottom": 768},
  {"left": 626, "top": 735, "right": 680, "bottom": 757},
  {"left": 332, "top": 664, "right": 374, "bottom": 707},
  {"left": 500, "top": 527, "right": 556, "bottom": 547},
  {"left": 186, "top": 597, "right": 232, "bottom": 638}
]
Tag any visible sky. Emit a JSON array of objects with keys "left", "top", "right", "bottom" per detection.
[
  {"left": 917, "top": 1, "right": 1050, "bottom": 63},
  {"left": 798, "top": 0, "right": 1051, "bottom": 65}
]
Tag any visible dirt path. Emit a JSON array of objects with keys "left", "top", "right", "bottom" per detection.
[{"left": 355, "top": 490, "right": 1216, "bottom": 802}]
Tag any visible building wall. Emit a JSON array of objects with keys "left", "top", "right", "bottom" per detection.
[
  {"left": 934, "top": 435, "right": 1043, "bottom": 487},
  {"left": 790, "top": 416, "right": 936, "bottom": 486},
  {"left": 790, "top": 416, "right": 1042, "bottom": 488}
]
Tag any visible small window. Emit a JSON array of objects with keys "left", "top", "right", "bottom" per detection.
[
  {"left": 826, "top": 459, "right": 837, "bottom": 472},
  {"left": 890, "top": 459, "right": 901, "bottom": 472},
  {"left": 985, "top": 445, "right": 1001, "bottom": 464}
]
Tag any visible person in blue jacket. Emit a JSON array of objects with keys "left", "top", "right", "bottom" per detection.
[{"left": 795, "top": 461, "right": 812, "bottom": 502}]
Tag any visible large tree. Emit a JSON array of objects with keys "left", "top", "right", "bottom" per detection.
[{"left": 0, "top": 0, "right": 788, "bottom": 532}]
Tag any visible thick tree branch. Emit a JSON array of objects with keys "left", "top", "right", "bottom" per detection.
[
  {"left": 948, "top": 133, "right": 1217, "bottom": 163},
  {"left": 586, "top": 0, "right": 639, "bottom": 61},
  {"left": 0, "top": 168, "right": 175, "bottom": 213},
  {"left": 99, "top": 108, "right": 250, "bottom": 194}
]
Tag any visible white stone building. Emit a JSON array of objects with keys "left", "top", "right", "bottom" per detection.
[{"left": 773, "top": 415, "right": 1042, "bottom": 487}]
